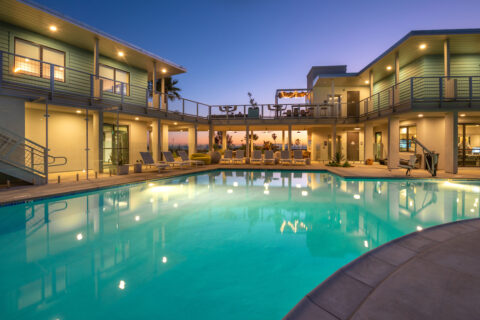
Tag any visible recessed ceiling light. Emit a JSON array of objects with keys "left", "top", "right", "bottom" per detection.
[
  {"left": 418, "top": 114, "right": 424, "bottom": 118},
  {"left": 386, "top": 65, "right": 392, "bottom": 71},
  {"left": 365, "top": 80, "right": 369, "bottom": 84},
  {"left": 118, "top": 51, "right": 124, "bottom": 57},
  {"left": 76, "top": 110, "right": 82, "bottom": 114},
  {"left": 134, "top": 117, "right": 139, "bottom": 121},
  {"left": 460, "top": 113, "right": 466, "bottom": 117},
  {"left": 354, "top": 127, "right": 360, "bottom": 130},
  {"left": 419, "top": 43, "right": 427, "bottom": 50},
  {"left": 173, "top": 122, "right": 178, "bottom": 125},
  {"left": 161, "top": 68, "right": 167, "bottom": 73},
  {"left": 49, "top": 25, "right": 57, "bottom": 32}
]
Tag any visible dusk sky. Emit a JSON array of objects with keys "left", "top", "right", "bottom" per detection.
[{"left": 35, "top": 0, "right": 480, "bottom": 145}]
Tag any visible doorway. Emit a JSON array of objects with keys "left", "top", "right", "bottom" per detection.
[
  {"left": 374, "top": 132, "right": 383, "bottom": 160},
  {"left": 347, "top": 91, "right": 360, "bottom": 117},
  {"left": 347, "top": 131, "right": 359, "bottom": 161},
  {"left": 103, "top": 123, "right": 129, "bottom": 167}
]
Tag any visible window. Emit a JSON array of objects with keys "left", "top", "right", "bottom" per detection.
[
  {"left": 14, "top": 38, "right": 65, "bottom": 82},
  {"left": 400, "top": 125, "right": 416, "bottom": 152},
  {"left": 99, "top": 64, "right": 129, "bottom": 96}
]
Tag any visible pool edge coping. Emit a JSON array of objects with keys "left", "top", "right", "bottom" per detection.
[{"left": 283, "top": 217, "right": 480, "bottom": 320}]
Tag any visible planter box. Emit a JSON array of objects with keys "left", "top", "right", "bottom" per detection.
[
  {"left": 133, "top": 163, "right": 142, "bottom": 173},
  {"left": 116, "top": 165, "right": 129, "bottom": 175}
]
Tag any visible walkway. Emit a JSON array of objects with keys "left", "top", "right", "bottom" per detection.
[{"left": 285, "top": 219, "right": 480, "bottom": 320}]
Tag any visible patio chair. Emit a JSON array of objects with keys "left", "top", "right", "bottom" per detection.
[
  {"left": 292, "top": 150, "right": 306, "bottom": 165},
  {"left": 280, "top": 150, "right": 292, "bottom": 165},
  {"left": 293, "top": 108, "right": 300, "bottom": 117},
  {"left": 177, "top": 150, "right": 204, "bottom": 166},
  {"left": 220, "top": 150, "right": 233, "bottom": 164},
  {"left": 162, "top": 151, "right": 190, "bottom": 169},
  {"left": 232, "top": 150, "right": 246, "bottom": 164},
  {"left": 263, "top": 150, "right": 275, "bottom": 165},
  {"left": 139, "top": 152, "right": 169, "bottom": 172},
  {"left": 251, "top": 150, "right": 263, "bottom": 164},
  {"left": 399, "top": 155, "right": 417, "bottom": 176}
]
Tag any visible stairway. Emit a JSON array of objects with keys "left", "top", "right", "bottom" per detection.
[{"left": 0, "top": 126, "right": 66, "bottom": 185}]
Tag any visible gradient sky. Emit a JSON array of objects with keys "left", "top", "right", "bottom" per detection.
[{"left": 36, "top": 0, "right": 480, "bottom": 106}]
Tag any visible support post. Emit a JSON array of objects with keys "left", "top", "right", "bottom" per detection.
[
  {"left": 332, "top": 124, "right": 336, "bottom": 159},
  {"left": 221, "top": 130, "right": 227, "bottom": 151},
  {"left": 364, "top": 121, "right": 373, "bottom": 161},
  {"left": 93, "top": 38, "right": 100, "bottom": 97},
  {"left": 209, "top": 123, "right": 214, "bottom": 151},
  {"left": 395, "top": 51, "right": 400, "bottom": 84},
  {"left": 444, "top": 39, "right": 450, "bottom": 77},
  {"left": 85, "top": 108, "right": 89, "bottom": 180},
  {"left": 245, "top": 124, "right": 250, "bottom": 158},
  {"left": 45, "top": 102, "right": 49, "bottom": 181},
  {"left": 288, "top": 124, "right": 292, "bottom": 152},
  {"left": 444, "top": 112, "right": 458, "bottom": 174},
  {"left": 188, "top": 124, "right": 197, "bottom": 157},
  {"left": 282, "top": 130, "right": 285, "bottom": 151},
  {"left": 387, "top": 117, "right": 400, "bottom": 169},
  {"left": 152, "top": 61, "right": 160, "bottom": 108},
  {"left": 160, "top": 77, "right": 166, "bottom": 110}
]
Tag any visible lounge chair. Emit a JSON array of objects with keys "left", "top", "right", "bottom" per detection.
[
  {"left": 139, "top": 152, "right": 169, "bottom": 172},
  {"left": 177, "top": 150, "right": 204, "bottom": 166},
  {"left": 292, "top": 150, "right": 306, "bottom": 165},
  {"left": 162, "top": 151, "right": 190, "bottom": 168},
  {"left": 220, "top": 150, "right": 233, "bottom": 164},
  {"left": 263, "top": 150, "right": 275, "bottom": 165},
  {"left": 251, "top": 150, "right": 263, "bottom": 164},
  {"left": 232, "top": 150, "right": 246, "bottom": 164},
  {"left": 280, "top": 150, "right": 292, "bottom": 165},
  {"left": 399, "top": 155, "right": 417, "bottom": 176}
]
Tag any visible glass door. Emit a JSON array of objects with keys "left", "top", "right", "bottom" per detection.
[
  {"left": 458, "top": 124, "right": 480, "bottom": 167},
  {"left": 374, "top": 132, "right": 382, "bottom": 160},
  {"left": 103, "top": 124, "right": 129, "bottom": 167}
]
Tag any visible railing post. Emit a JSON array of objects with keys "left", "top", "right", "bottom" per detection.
[
  {"left": 90, "top": 74, "right": 94, "bottom": 100},
  {"left": 50, "top": 64, "right": 55, "bottom": 98},
  {"left": 469, "top": 76, "right": 473, "bottom": 103},
  {"left": 209, "top": 105, "right": 211, "bottom": 119},
  {"left": 145, "top": 88, "right": 149, "bottom": 109},
  {"left": 43, "top": 150, "right": 48, "bottom": 182},
  {"left": 410, "top": 77, "right": 414, "bottom": 105},
  {"left": 121, "top": 83, "right": 124, "bottom": 106},
  {"left": 0, "top": 51, "right": 3, "bottom": 87},
  {"left": 196, "top": 103, "right": 199, "bottom": 117},
  {"left": 261, "top": 105, "right": 264, "bottom": 118},
  {"left": 183, "top": 99, "right": 185, "bottom": 114},
  {"left": 244, "top": 105, "right": 246, "bottom": 119},
  {"left": 439, "top": 77, "right": 443, "bottom": 107}
]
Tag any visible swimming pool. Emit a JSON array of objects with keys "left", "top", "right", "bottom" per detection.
[{"left": 0, "top": 170, "right": 478, "bottom": 319}]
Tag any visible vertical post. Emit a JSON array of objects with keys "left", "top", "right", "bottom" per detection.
[
  {"left": 261, "top": 105, "right": 264, "bottom": 118},
  {"left": 364, "top": 121, "right": 373, "bottom": 161},
  {"left": 188, "top": 124, "right": 197, "bottom": 157},
  {"left": 387, "top": 117, "right": 400, "bottom": 169},
  {"left": 395, "top": 51, "right": 400, "bottom": 84},
  {"left": 331, "top": 80, "right": 335, "bottom": 117},
  {"left": 93, "top": 37, "right": 100, "bottom": 98},
  {"left": 152, "top": 61, "right": 159, "bottom": 108},
  {"left": 288, "top": 124, "right": 292, "bottom": 152},
  {"left": 282, "top": 130, "right": 285, "bottom": 151},
  {"left": 209, "top": 105, "right": 212, "bottom": 119},
  {"left": 196, "top": 103, "right": 199, "bottom": 117},
  {"left": 222, "top": 130, "right": 227, "bottom": 151},
  {"left": 45, "top": 102, "right": 49, "bottom": 181},
  {"left": 369, "top": 70, "right": 374, "bottom": 97},
  {"left": 444, "top": 39, "right": 450, "bottom": 78},
  {"left": 410, "top": 77, "right": 414, "bottom": 103},
  {"left": 469, "top": 77, "right": 473, "bottom": 102},
  {"left": 182, "top": 99, "right": 185, "bottom": 114},
  {"left": 245, "top": 124, "right": 250, "bottom": 158},
  {"left": 0, "top": 51, "right": 3, "bottom": 86},
  {"left": 445, "top": 112, "right": 458, "bottom": 174},
  {"left": 116, "top": 111, "right": 120, "bottom": 165},
  {"left": 85, "top": 108, "right": 89, "bottom": 180},
  {"left": 121, "top": 83, "right": 124, "bottom": 106},
  {"left": 332, "top": 124, "right": 337, "bottom": 159},
  {"left": 160, "top": 77, "right": 166, "bottom": 110},
  {"left": 50, "top": 64, "right": 55, "bottom": 97},
  {"left": 208, "top": 123, "right": 214, "bottom": 151}
]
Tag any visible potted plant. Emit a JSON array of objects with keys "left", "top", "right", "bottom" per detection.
[
  {"left": 247, "top": 92, "right": 260, "bottom": 118},
  {"left": 134, "top": 160, "right": 142, "bottom": 173},
  {"left": 112, "top": 154, "right": 129, "bottom": 175}
]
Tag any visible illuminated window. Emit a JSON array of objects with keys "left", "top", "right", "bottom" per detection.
[
  {"left": 400, "top": 125, "right": 416, "bottom": 152},
  {"left": 14, "top": 38, "right": 65, "bottom": 82},
  {"left": 99, "top": 64, "right": 130, "bottom": 96}
]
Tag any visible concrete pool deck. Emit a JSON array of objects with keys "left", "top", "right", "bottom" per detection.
[
  {"left": 2, "top": 163, "right": 480, "bottom": 205},
  {"left": 285, "top": 218, "right": 480, "bottom": 320}
]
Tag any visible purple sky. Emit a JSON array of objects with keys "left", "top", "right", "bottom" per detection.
[{"left": 35, "top": 0, "right": 480, "bottom": 106}]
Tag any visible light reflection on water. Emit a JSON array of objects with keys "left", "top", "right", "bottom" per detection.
[{"left": 0, "top": 171, "right": 478, "bottom": 319}]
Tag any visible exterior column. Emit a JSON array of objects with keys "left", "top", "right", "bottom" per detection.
[
  {"left": 152, "top": 119, "right": 162, "bottom": 162},
  {"left": 395, "top": 52, "right": 400, "bottom": 84},
  {"left": 387, "top": 117, "right": 400, "bottom": 169},
  {"left": 93, "top": 38, "right": 101, "bottom": 97},
  {"left": 288, "top": 125, "right": 292, "bottom": 152},
  {"left": 208, "top": 123, "right": 214, "bottom": 151},
  {"left": 188, "top": 124, "right": 197, "bottom": 157},
  {"left": 221, "top": 130, "right": 227, "bottom": 151},
  {"left": 331, "top": 80, "right": 336, "bottom": 117},
  {"left": 245, "top": 124, "right": 250, "bottom": 158},
  {"left": 282, "top": 130, "right": 285, "bottom": 151},
  {"left": 364, "top": 121, "right": 373, "bottom": 161},
  {"left": 92, "top": 111, "right": 103, "bottom": 172},
  {"left": 444, "top": 112, "right": 458, "bottom": 174},
  {"left": 369, "top": 70, "right": 374, "bottom": 96},
  {"left": 444, "top": 39, "right": 450, "bottom": 77},
  {"left": 161, "top": 124, "right": 169, "bottom": 153},
  {"left": 160, "top": 77, "right": 166, "bottom": 110},
  {"left": 152, "top": 62, "right": 160, "bottom": 108},
  {"left": 332, "top": 124, "right": 337, "bottom": 158}
]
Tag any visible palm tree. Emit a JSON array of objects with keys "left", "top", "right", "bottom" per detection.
[{"left": 155, "top": 77, "right": 181, "bottom": 101}]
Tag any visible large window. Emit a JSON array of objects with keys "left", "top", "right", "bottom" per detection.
[
  {"left": 14, "top": 38, "right": 65, "bottom": 82},
  {"left": 458, "top": 124, "right": 480, "bottom": 167},
  {"left": 400, "top": 125, "right": 416, "bottom": 152},
  {"left": 99, "top": 64, "right": 129, "bottom": 96}
]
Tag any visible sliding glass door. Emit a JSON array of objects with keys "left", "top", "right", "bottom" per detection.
[{"left": 103, "top": 124, "right": 129, "bottom": 167}]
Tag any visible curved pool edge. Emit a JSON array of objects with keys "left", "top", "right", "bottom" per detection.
[{"left": 284, "top": 218, "right": 480, "bottom": 320}]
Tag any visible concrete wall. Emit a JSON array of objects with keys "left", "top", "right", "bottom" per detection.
[{"left": 25, "top": 103, "right": 94, "bottom": 173}]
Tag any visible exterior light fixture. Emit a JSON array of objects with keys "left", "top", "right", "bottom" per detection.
[
  {"left": 419, "top": 43, "right": 427, "bottom": 50},
  {"left": 173, "top": 122, "right": 178, "bottom": 125},
  {"left": 460, "top": 113, "right": 466, "bottom": 117},
  {"left": 418, "top": 114, "right": 424, "bottom": 118},
  {"left": 386, "top": 65, "right": 392, "bottom": 71},
  {"left": 76, "top": 110, "right": 82, "bottom": 114},
  {"left": 118, "top": 51, "right": 124, "bottom": 57},
  {"left": 49, "top": 25, "right": 57, "bottom": 32},
  {"left": 161, "top": 68, "right": 167, "bottom": 73},
  {"left": 134, "top": 117, "right": 139, "bottom": 120},
  {"left": 365, "top": 80, "right": 369, "bottom": 84}
]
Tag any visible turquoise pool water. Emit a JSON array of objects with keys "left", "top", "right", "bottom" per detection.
[{"left": 0, "top": 170, "right": 479, "bottom": 319}]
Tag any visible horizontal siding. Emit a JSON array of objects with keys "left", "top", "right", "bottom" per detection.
[
  {"left": 451, "top": 54, "right": 480, "bottom": 77},
  {"left": 399, "top": 57, "right": 423, "bottom": 82},
  {"left": 373, "top": 73, "right": 394, "bottom": 94},
  {"left": 0, "top": 21, "right": 148, "bottom": 105},
  {"left": 423, "top": 55, "right": 443, "bottom": 77}
]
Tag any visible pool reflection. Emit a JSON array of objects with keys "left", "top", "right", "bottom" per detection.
[{"left": 0, "top": 171, "right": 478, "bottom": 319}]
